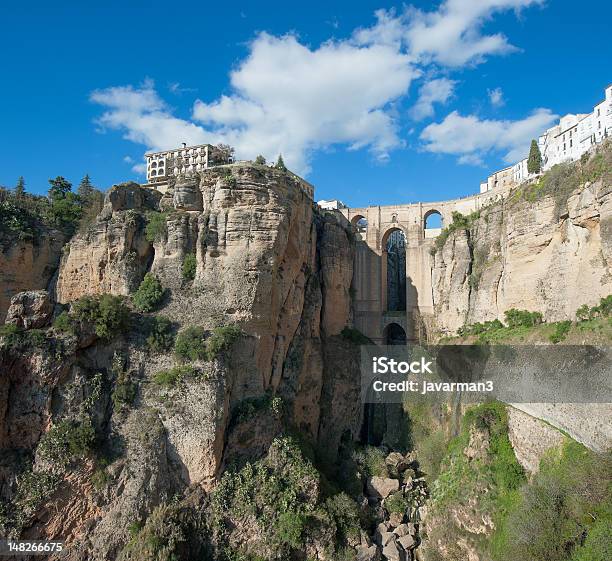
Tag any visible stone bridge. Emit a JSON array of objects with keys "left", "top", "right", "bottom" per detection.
[{"left": 340, "top": 188, "right": 506, "bottom": 344}]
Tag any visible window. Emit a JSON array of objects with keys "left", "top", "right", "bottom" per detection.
[{"left": 570, "top": 139, "right": 573, "bottom": 147}]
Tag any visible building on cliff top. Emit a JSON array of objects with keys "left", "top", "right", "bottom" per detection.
[
  {"left": 481, "top": 83, "right": 612, "bottom": 194},
  {"left": 145, "top": 142, "right": 234, "bottom": 188}
]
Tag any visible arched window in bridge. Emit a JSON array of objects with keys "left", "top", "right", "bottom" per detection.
[
  {"left": 351, "top": 215, "right": 368, "bottom": 233},
  {"left": 384, "top": 323, "right": 406, "bottom": 345},
  {"left": 385, "top": 229, "right": 406, "bottom": 312},
  {"left": 424, "top": 210, "right": 443, "bottom": 238}
]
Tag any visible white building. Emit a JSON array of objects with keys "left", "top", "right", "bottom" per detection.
[
  {"left": 318, "top": 199, "right": 347, "bottom": 210},
  {"left": 146, "top": 143, "right": 233, "bottom": 186},
  {"left": 482, "top": 83, "right": 612, "bottom": 193},
  {"left": 539, "top": 84, "right": 612, "bottom": 171}
]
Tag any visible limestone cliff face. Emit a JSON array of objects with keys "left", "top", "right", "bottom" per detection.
[
  {"left": 0, "top": 231, "right": 65, "bottom": 322},
  {"left": 0, "top": 165, "right": 360, "bottom": 558},
  {"left": 55, "top": 184, "right": 161, "bottom": 302},
  {"left": 431, "top": 178, "right": 612, "bottom": 334}
]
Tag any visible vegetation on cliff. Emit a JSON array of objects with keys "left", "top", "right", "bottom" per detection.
[
  {"left": 449, "top": 296, "right": 612, "bottom": 344},
  {"left": 0, "top": 175, "right": 104, "bottom": 247}
]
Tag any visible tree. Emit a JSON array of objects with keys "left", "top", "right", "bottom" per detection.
[
  {"left": 527, "top": 139, "right": 542, "bottom": 174},
  {"left": 255, "top": 155, "right": 266, "bottom": 165},
  {"left": 77, "top": 174, "right": 95, "bottom": 201},
  {"left": 275, "top": 154, "right": 287, "bottom": 171},
  {"left": 48, "top": 176, "right": 73, "bottom": 201},
  {"left": 15, "top": 176, "right": 25, "bottom": 198},
  {"left": 47, "top": 176, "right": 82, "bottom": 233}
]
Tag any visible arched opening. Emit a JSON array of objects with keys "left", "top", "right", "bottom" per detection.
[
  {"left": 351, "top": 214, "right": 368, "bottom": 233},
  {"left": 384, "top": 228, "right": 406, "bottom": 312},
  {"left": 384, "top": 323, "right": 407, "bottom": 345},
  {"left": 424, "top": 210, "right": 443, "bottom": 238}
]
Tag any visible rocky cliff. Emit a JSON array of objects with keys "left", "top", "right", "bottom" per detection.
[
  {"left": 0, "top": 231, "right": 65, "bottom": 323},
  {"left": 431, "top": 145, "right": 612, "bottom": 334},
  {"left": 0, "top": 165, "right": 364, "bottom": 560}
]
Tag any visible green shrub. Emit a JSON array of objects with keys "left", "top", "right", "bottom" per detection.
[
  {"left": 71, "top": 294, "right": 130, "bottom": 339},
  {"left": 492, "top": 442, "right": 612, "bottom": 561},
  {"left": 549, "top": 320, "right": 572, "bottom": 344},
  {"left": 174, "top": 326, "right": 207, "bottom": 361},
  {"left": 146, "top": 315, "right": 175, "bottom": 353},
  {"left": 38, "top": 419, "right": 96, "bottom": 468},
  {"left": 153, "top": 365, "right": 197, "bottom": 387},
  {"left": 91, "top": 467, "right": 110, "bottom": 490},
  {"left": 353, "top": 446, "right": 388, "bottom": 478},
  {"left": 52, "top": 311, "right": 74, "bottom": 334},
  {"left": 112, "top": 366, "right": 137, "bottom": 408},
  {"left": 432, "top": 210, "right": 481, "bottom": 255},
  {"left": 385, "top": 491, "right": 410, "bottom": 515},
  {"left": 0, "top": 324, "right": 47, "bottom": 351},
  {"left": 181, "top": 253, "right": 197, "bottom": 281},
  {"left": 145, "top": 211, "right": 167, "bottom": 243},
  {"left": 275, "top": 511, "right": 306, "bottom": 548},
  {"left": 206, "top": 325, "right": 242, "bottom": 359},
  {"left": 132, "top": 273, "right": 165, "bottom": 312},
  {"left": 323, "top": 493, "right": 361, "bottom": 544},
  {"left": 503, "top": 308, "right": 543, "bottom": 328}
]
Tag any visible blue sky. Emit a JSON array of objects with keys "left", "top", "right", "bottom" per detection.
[{"left": 1, "top": 0, "right": 610, "bottom": 207}]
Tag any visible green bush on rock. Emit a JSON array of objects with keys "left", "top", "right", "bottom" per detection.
[{"left": 132, "top": 273, "right": 165, "bottom": 312}]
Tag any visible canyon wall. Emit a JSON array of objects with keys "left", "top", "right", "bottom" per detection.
[
  {"left": 431, "top": 177, "right": 612, "bottom": 334},
  {"left": 1, "top": 165, "right": 362, "bottom": 559}
]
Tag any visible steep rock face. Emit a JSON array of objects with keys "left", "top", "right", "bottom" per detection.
[
  {"left": 0, "top": 232, "right": 65, "bottom": 322},
  {"left": 55, "top": 183, "right": 160, "bottom": 303},
  {"left": 432, "top": 179, "right": 612, "bottom": 333},
  {"left": 1, "top": 165, "right": 360, "bottom": 559}
]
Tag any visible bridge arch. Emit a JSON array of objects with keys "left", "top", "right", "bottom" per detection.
[
  {"left": 383, "top": 322, "right": 407, "bottom": 345},
  {"left": 382, "top": 227, "right": 407, "bottom": 312},
  {"left": 423, "top": 209, "right": 443, "bottom": 238}
]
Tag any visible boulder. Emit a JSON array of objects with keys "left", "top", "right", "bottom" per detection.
[
  {"left": 382, "top": 538, "right": 405, "bottom": 561},
  {"left": 5, "top": 290, "right": 52, "bottom": 329},
  {"left": 386, "top": 451, "right": 409, "bottom": 473},
  {"left": 393, "top": 524, "right": 410, "bottom": 538},
  {"left": 397, "top": 534, "right": 416, "bottom": 551},
  {"left": 356, "top": 545, "right": 381, "bottom": 561},
  {"left": 367, "top": 476, "right": 400, "bottom": 499}
]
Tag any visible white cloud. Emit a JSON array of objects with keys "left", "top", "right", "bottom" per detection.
[
  {"left": 132, "top": 163, "right": 147, "bottom": 175},
  {"left": 123, "top": 155, "right": 134, "bottom": 163},
  {"left": 409, "top": 78, "right": 456, "bottom": 120},
  {"left": 420, "top": 108, "right": 557, "bottom": 164},
  {"left": 90, "top": 82, "right": 210, "bottom": 152},
  {"left": 192, "top": 33, "right": 416, "bottom": 172},
  {"left": 91, "top": 34, "right": 416, "bottom": 174},
  {"left": 168, "top": 82, "right": 197, "bottom": 95},
  {"left": 355, "top": 0, "right": 544, "bottom": 67},
  {"left": 90, "top": 2, "right": 545, "bottom": 175},
  {"left": 488, "top": 87, "right": 504, "bottom": 107}
]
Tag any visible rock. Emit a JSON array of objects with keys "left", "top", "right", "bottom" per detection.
[
  {"left": 385, "top": 451, "right": 409, "bottom": 473},
  {"left": 397, "top": 534, "right": 416, "bottom": 551},
  {"left": 375, "top": 522, "right": 391, "bottom": 545},
  {"left": 393, "top": 524, "right": 410, "bottom": 538},
  {"left": 0, "top": 231, "right": 65, "bottom": 323},
  {"left": 367, "top": 476, "right": 400, "bottom": 499},
  {"left": 388, "top": 511, "right": 404, "bottom": 527},
  {"left": 382, "top": 538, "right": 405, "bottom": 561},
  {"left": 173, "top": 177, "right": 203, "bottom": 211},
  {"left": 105, "top": 181, "right": 161, "bottom": 212},
  {"left": 380, "top": 531, "right": 395, "bottom": 547},
  {"left": 5, "top": 290, "right": 52, "bottom": 329},
  {"left": 356, "top": 545, "right": 381, "bottom": 561},
  {"left": 406, "top": 523, "right": 417, "bottom": 536},
  {"left": 360, "top": 530, "right": 373, "bottom": 547}
]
